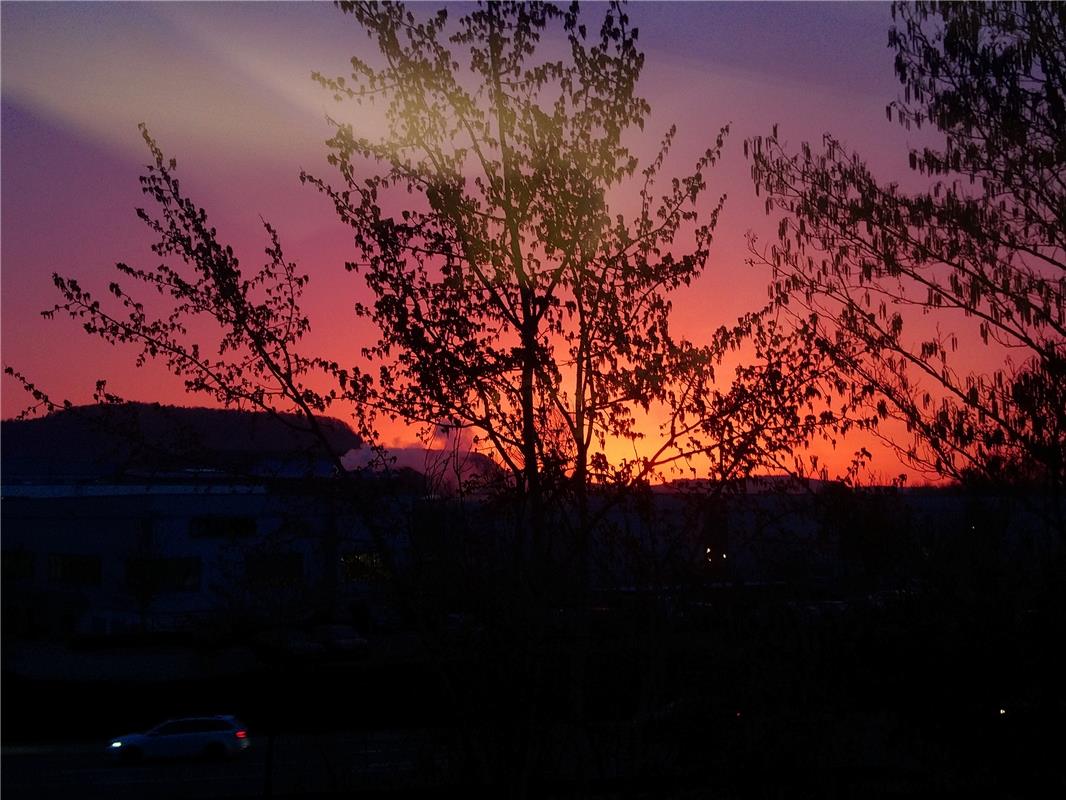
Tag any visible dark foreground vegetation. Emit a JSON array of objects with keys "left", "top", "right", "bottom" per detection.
[{"left": 6, "top": 550, "right": 1064, "bottom": 799}]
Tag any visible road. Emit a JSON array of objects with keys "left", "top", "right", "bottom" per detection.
[
  {"left": 2, "top": 730, "right": 452, "bottom": 800},
  {"left": 7, "top": 715, "right": 1059, "bottom": 799}
]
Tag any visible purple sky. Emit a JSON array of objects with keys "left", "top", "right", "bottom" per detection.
[{"left": 3, "top": 2, "right": 937, "bottom": 480}]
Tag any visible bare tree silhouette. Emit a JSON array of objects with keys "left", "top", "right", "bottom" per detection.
[
  {"left": 14, "top": 2, "right": 873, "bottom": 795},
  {"left": 301, "top": 1, "right": 857, "bottom": 564}
]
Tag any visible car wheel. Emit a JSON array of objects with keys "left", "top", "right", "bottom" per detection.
[{"left": 119, "top": 746, "right": 143, "bottom": 764}]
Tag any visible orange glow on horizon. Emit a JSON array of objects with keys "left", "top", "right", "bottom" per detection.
[{"left": 1, "top": 3, "right": 993, "bottom": 486}]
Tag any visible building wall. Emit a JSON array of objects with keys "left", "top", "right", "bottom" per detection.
[
  {"left": 1, "top": 482, "right": 381, "bottom": 638},
  {"left": 4, "top": 477, "right": 1060, "bottom": 639}
]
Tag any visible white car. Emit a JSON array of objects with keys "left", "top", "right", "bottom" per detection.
[{"left": 109, "top": 716, "right": 250, "bottom": 762}]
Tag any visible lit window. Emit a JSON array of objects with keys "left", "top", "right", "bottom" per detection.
[{"left": 341, "top": 552, "right": 387, "bottom": 583}]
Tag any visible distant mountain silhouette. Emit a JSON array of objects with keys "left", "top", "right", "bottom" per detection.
[
  {"left": 343, "top": 445, "right": 503, "bottom": 492},
  {"left": 1, "top": 403, "right": 362, "bottom": 481}
]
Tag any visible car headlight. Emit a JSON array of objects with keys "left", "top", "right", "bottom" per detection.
[{"left": 110, "top": 742, "right": 122, "bottom": 748}]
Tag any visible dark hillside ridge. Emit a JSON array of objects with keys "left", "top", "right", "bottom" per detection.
[{"left": 1, "top": 403, "right": 362, "bottom": 481}]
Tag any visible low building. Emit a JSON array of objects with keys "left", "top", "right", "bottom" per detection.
[{"left": 1, "top": 404, "right": 405, "bottom": 641}]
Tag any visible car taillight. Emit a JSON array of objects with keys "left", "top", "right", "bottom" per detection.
[{"left": 235, "top": 730, "right": 247, "bottom": 739}]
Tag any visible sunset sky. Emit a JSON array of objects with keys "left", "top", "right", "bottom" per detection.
[{"left": 2, "top": 2, "right": 959, "bottom": 482}]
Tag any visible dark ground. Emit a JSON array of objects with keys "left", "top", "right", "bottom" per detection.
[{"left": 4, "top": 586, "right": 1065, "bottom": 799}]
